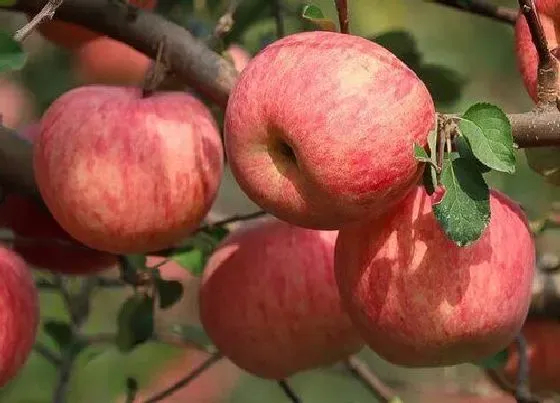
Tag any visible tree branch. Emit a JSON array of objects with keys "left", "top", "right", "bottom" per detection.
[
  {"left": 335, "top": 0, "right": 349, "bottom": 34},
  {"left": 11, "top": 0, "right": 238, "bottom": 108},
  {"left": 429, "top": 0, "right": 517, "bottom": 25},
  {"left": 33, "top": 342, "right": 62, "bottom": 366},
  {"left": 278, "top": 380, "right": 302, "bottom": 403}
]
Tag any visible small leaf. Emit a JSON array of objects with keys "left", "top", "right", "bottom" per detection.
[
  {"left": 116, "top": 294, "right": 154, "bottom": 353},
  {"left": 433, "top": 157, "right": 491, "bottom": 246},
  {"left": 201, "top": 225, "right": 230, "bottom": 243},
  {"left": 458, "top": 103, "right": 516, "bottom": 173},
  {"left": 476, "top": 349, "right": 509, "bottom": 369},
  {"left": 44, "top": 320, "right": 73, "bottom": 350},
  {"left": 170, "top": 324, "right": 216, "bottom": 352},
  {"left": 172, "top": 247, "right": 206, "bottom": 277},
  {"left": 0, "top": 31, "right": 26, "bottom": 73},
  {"left": 455, "top": 136, "right": 492, "bottom": 173},
  {"left": 155, "top": 277, "right": 183, "bottom": 309},
  {"left": 301, "top": 4, "right": 337, "bottom": 31}
]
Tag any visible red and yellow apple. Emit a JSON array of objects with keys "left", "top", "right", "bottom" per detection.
[
  {"left": 224, "top": 31, "right": 435, "bottom": 229},
  {"left": 73, "top": 38, "right": 152, "bottom": 86},
  {"left": 335, "top": 186, "right": 535, "bottom": 367},
  {"left": 33, "top": 0, "right": 157, "bottom": 50},
  {"left": 0, "top": 247, "right": 39, "bottom": 387},
  {"left": 0, "top": 77, "right": 35, "bottom": 130},
  {"left": 34, "top": 86, "right": 224, "bottom": 254},
  {"left": 199, "top": 219, "right": 364, "bottom": 379}
]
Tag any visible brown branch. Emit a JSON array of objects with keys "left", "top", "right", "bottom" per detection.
[
  {"left": 518, "top": 0, "right": 558, "bottom": 108},
  {"left": 10, "top": 0, "right": 238, "bottom": 108},
  {"left": 13, "top": 0, "right": 63, "bottom": 42},
  {"left": 345, "top": 356, "right": 401, "bottom": 403},
  {"left": 335, "top": 0, "right": 349, "bottom": 34},
  {"left": 33, "top": 342, "right": 62, "bottom": 366},
  {"left": 429, "top": 0, "right": 517, "bottom": 25},
  {"left": 278, "top": 380, "right": 302, "bottom": 403}
]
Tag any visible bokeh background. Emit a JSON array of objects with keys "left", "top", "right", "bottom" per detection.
[{"left": 1, "top": 0, "right": 558, "bottom": 402}]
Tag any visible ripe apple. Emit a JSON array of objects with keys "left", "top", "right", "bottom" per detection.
[
  {"left": 33, "top": 86, "right": 224, "bottom": 254},
  {"left": 199, "top": 219, "right": 364, "bottom": 379},
  {"left": 0, "top": 247, "right": 39, "bottom": 387},
  {"left": 225, "top": 44, "right": 251, "bottom": 73},
  {"left": 224, "top": 31, "right": 435, "bottom": 230},
  {"left": 0, "top": 77, "right": 34, "bottom": 130},
  {"left": 32, "top": 0, "right": 157, "bottom": 50},
  {"left": 335, "top": 186, "right": 535, "bottom": 367},
  {"left": 489, "top": 319, "right": 560, "bottom": 395},
  {"left": 73, "top": 38, "right": 151, "bottom": 86}
]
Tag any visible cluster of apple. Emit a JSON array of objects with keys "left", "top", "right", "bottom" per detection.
[{"left": 0, "top": 2, "right": 546, "bottom": 395}]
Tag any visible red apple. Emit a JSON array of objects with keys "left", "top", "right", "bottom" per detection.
[
  {"left": 224, "top": 31, "right": 435, "bottom": 230},
  {"left": 33, "top": 0, "right": 157, "bottom": 50},
  {"left": 73, "top": 38, "right": 151, "bottom": 86},
  {"left": 225, "top": 44, "right": 251, "bottom": 73},
  {"left": 490, "top": 319, "right": 560, "bottom": 395},
  {"left": 0, "top": 77, "right": 34, "bottom": 129},
  {"left": 199, "top": 219, "right": 364, "bottom": 379},
  {"left": 335, "top": 186, "right": 535, "bottom": 367},
  {"left": 0, "top": 247, "right": 39, "bottom": 387},
  {"left": 34, "top": 86, "right": 224, "bottom": 254}
]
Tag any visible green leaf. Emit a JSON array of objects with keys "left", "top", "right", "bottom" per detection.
[
  {"left": 154, "top": 277, "right": 183, "bottom": 309},
  {"left": 116, "top": 294, "right": 154, "bottom": 353},
  {"left": 455, "top": 135, "right": 492, "bottom": 173},
  {"left": 0, "top": 31, "right": 26, "bottom": 73},
  {"left": 0, "top": 0, "right": 17, "bottom": 6},
  {"left": 170, "top": 324, "right": 216, "bottom": 352},
  {"left": 413, "top": 143, "right": 432, "bottom": 164},
  {"left": 172, "top": 247, "right": 206, "bottom": 276},
  {"left": 44, "top": 320, "right": 73, "bottom": 350},
  {"left": 458, "top": 103, "right": 516, "bottom": 174},
  {"left": 201, "top": 225, "right": 230, "bottom": 243},
  {"left": 301, "top": 4, "right": 337, "bottom": 31},
  {"left": 476, "top": 349, "right": 509, "bottom": 369},
  {"left": 433, "top": 157, "right": 491, "bottom": 246}
]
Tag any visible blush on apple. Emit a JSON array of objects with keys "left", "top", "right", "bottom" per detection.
[
  {"left": 224, "top": 31, "right": 435, "bottom": 230},
  {"left": 34, "top": 86, "right": 224, "bottom": 254},
  {"left": 335, "top": 186, "right": 535, "bottom": 367}
]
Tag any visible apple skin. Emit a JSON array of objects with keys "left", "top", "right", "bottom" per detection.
[
  {"left": 225, "top": 44, "right": 252, "bottom": 73},
  {"left": 0, "top": 78, "right": 34, "bottom": 130},
  {"left": 33, "top": 0, "right": 157, "bottom": 50},
  {"left": 34, "top": 86, "right": 224, "bottom": 254},
  {"left": 73, "top": 38, "right": 151, "bottom": 86},
  {"left": 0, "top": 247, "right": 39, "bottom": 387},
  {"left": 224, "top": 31, "right": 435, "bottom": 230},
  {"left": 199, "top": 218, "right": 364, "bottom": 379},
  {"left": 335, "top": 186, "right": 535, "bottom": 367},
  {"left": 490, "top": 319, "right": 560, "bottom": 395}
]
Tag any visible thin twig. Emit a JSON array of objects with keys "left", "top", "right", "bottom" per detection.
[
  {"left": 272, "top": 0, "right": 285, "bottom": 39},
  {"left": 52, "top": 351, "right": 75, "bottom": 403},
  {"left": 278, "top": 380, "right": 302, "bottom": 403},
  {"left": 518, "top": 0, "right": 559, "bottom": 108},
  {"left": 429, "top": 0, "right": 517, "bottom": 25},
  {"left": 345, "top": 356, "right": 400, "bottom": 403},
  {"left": 13, "top": 0, "right": 64, "bottom": 42},
  {"left": 335, "top": 0, "right": 349, "bottom": 33},
  {"left": 141, "top": 353, "right": 223, "bottom": 403},
  {"left": 33, "top": 342, "right": 62, "bottom": 366},
  {"left": 36, "top": 277, "right": 125, "bottom": 291},
  {"left": 214, "top": 0, "right": 239, "bottom": 39},
  {"left": 142, "top": 38, "right": 168, "bottom": 98},
  {"left": 514, "top": 333, "right": 539, "bottom": 403},
  {"left": 125, "top": 378, "right": 139, "bottom": 403}
]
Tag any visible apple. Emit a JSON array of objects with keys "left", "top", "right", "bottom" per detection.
[
  {"left": 335, "top": 186, "right": 535, "bottom": 367},
  {"left": 225, "top": 44, "right": 252, "bottom": 73},
  {"left": 199, "top": 218, "right": 364, "bottom": 379},
  {"left": 32, "top": 0, "right": 157, "bottom": 50},
  {"left": 33, "top": 86, "right": 224, "bottom": 254},
  {"left": 224, "top": 31, "right": 435, "bottom": 230},
  {"left": 0, "top": 247, "right": 39, "bottom": 387},
  {"left": 73, "top": 38, "right": 151, "bottom": 86},
  {"left": 489, "top": 319, "right": 560, "bottom": 396},
  {"left": 116, "top": 348, "right": 240, "bottom": 403},
  {"left": 0, "top": 77, "right": 34, "bottom": 130}
]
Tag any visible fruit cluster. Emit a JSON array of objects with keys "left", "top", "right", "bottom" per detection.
[{"left": 0, "top": 1, "right": 551, "bottom": 397}]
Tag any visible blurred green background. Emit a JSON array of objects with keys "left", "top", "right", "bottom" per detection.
[{"left": 1, "top": 0, "right": 558, "bottom": 402}]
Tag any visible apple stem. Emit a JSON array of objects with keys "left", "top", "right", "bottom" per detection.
[
  {"left": 142, "top": 38, "right": 169, "bottom": 98},
  {"left": 141, "top": 353, "right": 224, "bottom": 403},
  {"left": 13, "top": 0, "right": 64, "bottom": 43},
  {"left": 345, "top": 356, "right": 400, "bottom": 403},
  {"left": 518, "top": 0, "right": 559, "bottom": 109},
  {"left": 513, "top": 333, "right": 540, "bottom": 403},
  {"left": 429, "top": 0, "right": 517, "bottom": 25},
  {"left": 278, "top": 380, "right": 302, "bottom": 403},
  {"left": 272, "top": 0, "right": 285, "bottom": 39},
  {"left": 335, "top": 0, "right": 349, "bottom": 34}
]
